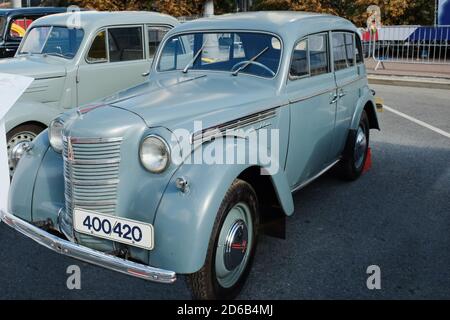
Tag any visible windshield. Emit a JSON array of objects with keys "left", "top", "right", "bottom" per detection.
[
  {"left": 157, "top": 32, "right": 282, "bottom": 78},
  {"left": 19, "top": 26, "right": 84, "bottom": 59},
  {"left": 0, "top": 16, "right": 5, "bottom": 41}
]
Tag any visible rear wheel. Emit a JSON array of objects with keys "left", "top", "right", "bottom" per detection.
[
  {"left": 187, "top": 179, "right": 259, "bottom": 300},
  {"left": 337, "top": 110, "right": 370, "bottom": 181},
  {"left": 7, "top": 123, "right": 45, "bottom": 177}
]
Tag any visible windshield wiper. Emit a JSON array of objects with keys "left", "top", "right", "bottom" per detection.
[
  {"left": 182, "top": 39, "right": 208, "bottom": 74},
  {"left": 232, "top": 46, "right": 269, "bottom": 76}
]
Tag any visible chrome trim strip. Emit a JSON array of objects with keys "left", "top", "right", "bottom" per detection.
[
  {"left": 63, "top": 136, "right": 123, "bottom": 144},
  {"left": 0, "top": 210, "right": 176, "bottom": 284},
  {"left": 288, "top": 76, "right": 365, "bottom": 105},
  {"left": 64, "top": 177, "right": 120, "bottom": 186},
  {"left": 291, "top": 159, "right": 341, "bottom": 193},
  {"left": 191, "top": 108, "right": 278, "bottom": 144},
  {"left": 289, "top": 87, "right": 337, "bottom": 104},
  {"left": 339, "top": 76, "right": 364, "bottom": 87},
  {"left": 65, "top": 197, "right": 117, "bottom": 207},
  {"left": 63, "top": 156, "right": 121, "bottom": 165}
]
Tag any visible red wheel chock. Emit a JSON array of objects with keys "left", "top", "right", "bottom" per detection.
[{"left": 363, "top": 147, "right": 372, "bottom": 173}]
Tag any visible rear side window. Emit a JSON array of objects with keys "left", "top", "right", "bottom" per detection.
[
  {"left": 108, "top": 26, "right": 144, "bottom": 62},
  {"left": 332, "top": 32, "right": 355, "bottom": 71},
  {"left": 148, "top": 26, "right": 170, "bottom": 58}
]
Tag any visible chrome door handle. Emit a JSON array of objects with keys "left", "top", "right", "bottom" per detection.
[
  {"left": 330, "top": 94, "right": 338, "bottom": 104},
  {"left": 142, "top": 71, "right": 150, "bottom": 77},
  {"left": 339, "top": 90, "right": 346, "bottom": 98}
]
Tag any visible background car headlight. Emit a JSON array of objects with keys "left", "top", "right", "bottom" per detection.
[
  {"left": 48, "top": 119, "right": 64, "bottom": 153},
  {"left": 140, "top": 135, "right": 170, "bottom": 173}
]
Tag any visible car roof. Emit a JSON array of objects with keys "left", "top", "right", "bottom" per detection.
[
  {"left": 0, "top": 7, "right": 67, "bottom": 17},
  {"left": 170, "top": 11, "right": 357, "bottom": 40},
  {"left": 31, "top": 11, "right": 179, "bottom": 30}
]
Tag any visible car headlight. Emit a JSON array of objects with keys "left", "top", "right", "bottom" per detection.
[
  {"left": 140, "top": 135, "right": 170, "bottom": 173},
  {"left": 48, "top": 119, "right": 64, "bottom": 153}
]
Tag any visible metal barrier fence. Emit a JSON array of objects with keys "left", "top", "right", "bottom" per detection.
[{"left": 361, "top": 26, "right": 450, "bottom": 69}]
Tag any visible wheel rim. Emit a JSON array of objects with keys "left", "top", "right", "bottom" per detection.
[
  {"left": 7, "top": 131, "right": 37, "bottom": 176},
  {"left": 354, "top": 125, "right": 367, "bottom": 169},
  {"left": 215, "top": 202, "right": 253, "bottom": 288}
]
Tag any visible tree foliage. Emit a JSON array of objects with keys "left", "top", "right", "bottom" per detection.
[{"left": 73, "top": 0, "right": 435, "bottom": 26}]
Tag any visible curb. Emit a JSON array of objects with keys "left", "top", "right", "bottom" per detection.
[{"left": 368, "top": 75, "right": 450, "bottom": 90}]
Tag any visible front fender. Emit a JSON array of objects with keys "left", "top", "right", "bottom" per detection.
[
  {"left": 350, "top": 86, "right": 380, "bottom": 130},
  {"left": 9, "top": 130, "right": 65, "bottom": 225},
  {"left": 5, "top": 100, "right": 60, "bottom": 132},
  {"left": 149, "top": 137, "right": 294, "bottom": 274}
]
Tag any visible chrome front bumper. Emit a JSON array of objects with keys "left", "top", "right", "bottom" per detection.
[{"left": 0, "top": 210, "right": 177, "bottom": 284}]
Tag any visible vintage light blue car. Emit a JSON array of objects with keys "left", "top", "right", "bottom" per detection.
[{"left": 3, "top": 12, "right": 379, "bottom": 299}]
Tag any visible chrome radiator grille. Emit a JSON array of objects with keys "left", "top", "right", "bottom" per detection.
[{"left": 63, "top": 137, "right": 123, "bottom": 219}]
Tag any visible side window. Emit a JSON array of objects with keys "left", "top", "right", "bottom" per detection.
[
  {"left": 333, "top": 32, "right": 355, "bottom": 71},
  {"left": 108, "top": 26, "right": 144, "bottom": 62},
  {"left": 147, "top": 26, "right": 170, "bottom": 58},
  {"left": 309, "top": 34, "right": 329, "bottom": 76},
  {"left": 290, "top": 39, "right": 308, "bottom": 78},
  {"left": 355, "top": 33, "right": 364, "bottom": 64},
  {"left": 87, "top": 30, "right": 107, "bottom": 63},
  {"left": 9, "top": 16, "right": 36, "bottom": 39}
]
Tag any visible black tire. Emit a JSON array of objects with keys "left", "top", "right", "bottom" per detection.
[
  {"left": 337, "top": 110, "right": 370, "bottom": 181},
  {"left": 7, "top": 123, "right": 45, "bottom": 176},
  {"left": 187, "top": 179, "right": 259, "bottom": 300}
]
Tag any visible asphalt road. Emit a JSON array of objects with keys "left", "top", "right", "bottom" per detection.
[{"left": 0, "top": 84, "right": 449, "bottom": 299}]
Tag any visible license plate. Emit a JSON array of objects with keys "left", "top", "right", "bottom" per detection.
[{"left": 73, "top": 208, "right": 154, "bottom": 250}]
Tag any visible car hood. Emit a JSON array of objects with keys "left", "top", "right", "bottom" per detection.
[
  {"left": 102, "top": 72, "right": 286, "bottom": 132},
  {"left": 0, "top": 55, "right": 66, "bottom": 79}
]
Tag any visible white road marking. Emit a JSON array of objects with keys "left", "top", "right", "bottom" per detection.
[{"left": 384, "top": 105, "right": 450, "bottom": 139}]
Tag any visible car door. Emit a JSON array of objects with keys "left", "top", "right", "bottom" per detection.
[
  {"left": 76, "top": 25, "right": 150, "bottom": 106},
  {"left": 329, "top": 31, "right": 363, "bottom": 161},
  {"left": 284, "top": 33, "right": 338, "bottom": 188}
]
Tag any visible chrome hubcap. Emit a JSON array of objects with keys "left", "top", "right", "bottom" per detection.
[
  {"left": 224, "top": 220, "right": 248, "bottom": 270},
  {"left": 354, "top": 125, "right": 367, "bottom": 169},
  {"left": 215, "top": 202, "right": 253, "bottom": 288},
  {"left": 7, "top": 131, "right": 36, "bottom": 176}
]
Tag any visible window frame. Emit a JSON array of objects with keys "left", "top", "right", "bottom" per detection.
[
  {"left": 7, "top": 14, "right": 41, "bottom": 41},
  {"left": 146, "top": 24, "right": 172, "bottom": 60},
  {"left": 17, "top": 24, "right": 85, "bottom": 59},
  {"left": 154, "top": 29, "right": 284, "bottom": 80},
  {"left": 85, "top": 28, "right": 109, "bottom": 64},
  {"left": 288, "top": 31, "right": 331, "bottom": 81},
  {"left": 85, "top": 24, "right": 145, "bottom": 64},
  {"left": 331, "top": 31, "right": 357, "bottom": 72},
  {"left": 355, "top": 32, "right": 364, "bottom": 64}
]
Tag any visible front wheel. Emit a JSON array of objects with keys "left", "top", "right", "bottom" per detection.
[
  {"left": 187, "top": 179, "right": 259, "bottom": 300},
  {"left": 7, "top": 123, "right": 45, "bottom": 177},
  {"left": 337, "top": 110, "right": 370, "bottom": 181}
]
